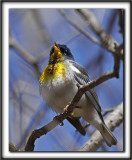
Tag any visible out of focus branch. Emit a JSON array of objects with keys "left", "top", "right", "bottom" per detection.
[
  {"left": 24, "top": 44, "right": 121, "bottom": 151},
  {"left": 9, "top": 141, "right": 19, "bottom": 152},
  {"left": 58, "top": 9, "right": 101, "bottom": 45},
  {"left": 9, "top": 29, "right": 41, "bottom": 79},
  {"left": 30, "top": 9, "right": 52, "bottom": 47},
  {"left": 58, "top": 9, "right": 123, "bottom": 60},
  {"left": 9, "top": 38, "right": 35, "bottom": 64},
  {"left": 102, "top": 108, "right": 114, "bottom": 117},
  {"left": 79, "top": 102, "right": 123, "bottom": 151},
  {"left": 86, "top": 10, "right": 120, "bottom": 77},
  {"left": 76, "top": 9, "right": 123, "bottom": 60},
  {"left": 84, "top": 108, "right": 114, "bottom": 129},
  {"left": 35, "top": 31, "right": 80, "bottom": 63}
]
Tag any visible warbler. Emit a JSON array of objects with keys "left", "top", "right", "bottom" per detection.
[{"left": 39, "top": 42, "right": 117, "bottom": 147}]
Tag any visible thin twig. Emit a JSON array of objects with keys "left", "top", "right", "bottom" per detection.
[{"left": 102, "top": 109, "right": 114, "bottom": 117}]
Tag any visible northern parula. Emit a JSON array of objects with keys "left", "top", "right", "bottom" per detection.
[{"left": 39, "top": 43, "right": 117, "bottom": 147}]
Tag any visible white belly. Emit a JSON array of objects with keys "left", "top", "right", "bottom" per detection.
[{"left": 40, "top": 74, "right": 78, "bottom": 114}]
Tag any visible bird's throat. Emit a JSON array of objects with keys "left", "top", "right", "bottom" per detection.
[
  {"left": 39, "top": 62, "right": 67, "bottom": 83},
  {"left": 49, "top": 50, "right": 64, "bottom": 64}
]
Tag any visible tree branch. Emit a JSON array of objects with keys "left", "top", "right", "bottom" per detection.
[
  {"left": 9, "top": 28, "right": 41, "bottom": 79},
  {"left": 35, "top": 31, "right": 80, "bottom": 63},
  {"left": 79, "top": 102, "right": 123, "bottom": 151},
  {"left": 9, "top": 141, "right": 19, "bottom": 152},
  {"left": 58, "top": 9, "right": 101, "bottom": 45},
  {"left": 25, "top": 113, "right": 69, "bottom": 151},
  {"left": 76, "top": 9, "right": 123, "bottom": 60},
  {"left": 58, "top": 9, "right": 123, "bottom": 60},
  {"left": 84, "top": 108, "right": 114, "bottom": 129},
  {"left": 102, "top": 108, "right": 114, "bottom": 117}
]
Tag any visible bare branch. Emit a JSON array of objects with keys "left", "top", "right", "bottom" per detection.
[
  {"left": 9, "top": 141, "right": 19, "bottom": 152},
  {"left": 30, "top": 9, "right": 52, "bottom": 47},
  {"left": 76, "top": 9, "right": 103, "bottom": 35},
  {"left": 35, "top": 31, "right": 80, "bottom": 63},
  {"left": 58, "top": 9, "right": 101, "bottom": 45},
  {"left": 25, "top": 114, "right": 69, "bottom": 151},
  {"left": 84, "top": 108, "right": 114, "bottom": 129},
  {"left": 76, "top": 9, "right": 123, "bottom": 60},
  {"left": 102, "top": 109, "right": 114, "bottom": 117},
  {"left": 9, "top": 36, "right": 35, "bottom": 64},
  {"left": 9, "top": 28, "right": 41, "bottom": 79},
  {"left": 79, "top": 102, "right": 123, "bottom": 151}
]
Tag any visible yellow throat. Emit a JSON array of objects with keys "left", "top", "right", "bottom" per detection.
[{"left": 39, "top": 43, "right": 67, "bottom": 83}]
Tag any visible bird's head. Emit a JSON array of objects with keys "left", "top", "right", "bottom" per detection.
[{"left": 48, "top": 42, "right": 74, "bottom": 64}]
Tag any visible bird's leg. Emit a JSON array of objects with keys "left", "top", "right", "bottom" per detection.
[
  {"left": 64, "top": 105, "right": 69, "bottom": 113},
  {"left": 64, "top": 104, "right": 74, "bottom": 116}
]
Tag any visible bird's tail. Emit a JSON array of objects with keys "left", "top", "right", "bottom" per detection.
[
  {"left": 67, "top": 117, "right": 86, "bottom": 136},
  {"left": 100, "top": 123, "right": 117, "bottom": 147}
]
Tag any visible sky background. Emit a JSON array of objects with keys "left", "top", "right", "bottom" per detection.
[{"left": 9, "top": 8, "right": 123, "bottom": 151}]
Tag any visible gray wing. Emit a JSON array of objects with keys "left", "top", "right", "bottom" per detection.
[{"left": 69, "top": 60, "right": 102, "bottom": 113}]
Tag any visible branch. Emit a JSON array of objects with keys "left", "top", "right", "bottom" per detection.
[
  {"left": 9, "top": 141, "right": 19, "bottom": 152},
  {"left": 79, "top": 102, "right": 123, "bottom": 151},
  {"left": 58, "top": 9, "right": 123, "bottom": 60},
  {"left": 76, "top": 9, "right": 123, "bottom": 60},
  {"left": 25, "top": 113, "right": 69, "bottom": 151},
  {"left": 30, "top": 10, "right": 52, "bottom": 47},
  {"left": 9, "top": 29, "right": 35, "bottom": 63},
  {"left": 35, "top": 31, "right": 80, "bottom": 63},
  {"left": 84, "top": 108, "right": 114, "bottom": 129},
  {"left": 58, "top": 9, "right": 101, "bottom": 45},
  {"left": 9, "top": 28, "right": 41, "bottom": 79},
  {"left": 102, "top": 108, "right": 114, "bottom": 117}
]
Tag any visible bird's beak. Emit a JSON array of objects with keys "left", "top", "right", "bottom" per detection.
[
  {"left": 54, "top": 42, "right": 60, "bottom": 54},
  {"left": 48, "top": 42, "right": 64, "bottom": 64}
]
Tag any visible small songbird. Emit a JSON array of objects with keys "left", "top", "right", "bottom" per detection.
[{"left": 39, "top": 42, "right": 117, "bottom": 147}]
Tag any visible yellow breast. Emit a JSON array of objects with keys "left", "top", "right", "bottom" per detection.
[{"left": 39, "top": 62, "right": 68, "bottom": 83}]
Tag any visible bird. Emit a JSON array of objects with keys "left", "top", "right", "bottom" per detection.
[{"left": 39, "top": 42, "right": 117, "bottom": 147}]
